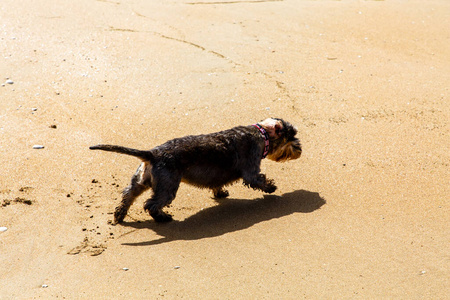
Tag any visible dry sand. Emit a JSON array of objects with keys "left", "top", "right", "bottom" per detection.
[{"left": 1, "top": 0, "right": 449, "bottom": 298}]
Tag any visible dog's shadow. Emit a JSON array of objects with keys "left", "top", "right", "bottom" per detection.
[{"left": 120, "top": 190, "right": 325, "bottom": 246}]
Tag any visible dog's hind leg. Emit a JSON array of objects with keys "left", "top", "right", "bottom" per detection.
[
  {"left": 144, "top": 169, "right": 181, "bottom": 222},
  {"left": 114, "top": 162, "right": 152, "bottom": 224}
]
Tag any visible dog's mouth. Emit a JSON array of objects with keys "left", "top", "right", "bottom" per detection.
[{"left": 268, "top": 139, "right": 302, "bottom": 162}]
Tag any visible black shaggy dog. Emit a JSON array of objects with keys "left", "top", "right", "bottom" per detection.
[{"left": 90, "top": 118, "right": 301, "bottom": 223}]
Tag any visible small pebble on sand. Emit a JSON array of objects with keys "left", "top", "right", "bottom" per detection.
[
  {"left": 5, "top": 79, "right": 14, "bottom": 84},
  {"left": 0, "top": 227, "right": 7, "bottom": 232},
  {"left": 33, "top": 145, "right": 45, "bottom": 149}
]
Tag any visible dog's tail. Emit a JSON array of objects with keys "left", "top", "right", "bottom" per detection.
[{"left": 89, "top": 144, "right": 154, "bottom": 161}]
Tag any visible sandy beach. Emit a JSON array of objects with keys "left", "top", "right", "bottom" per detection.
[{"left": 1, "top": 0, "right": 449, "bottom": 298}]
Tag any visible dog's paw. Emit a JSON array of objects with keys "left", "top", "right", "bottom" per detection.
[
  {"left": 263, "top": 179, "right": 277, "bottom": 194},
  {"left": 114, "top": 206, "right": 127, "bottom": 224},
  {"left": 213, "top": 188, "right": 229, "bottom": 199},
  {"left": 147, "top": 209, "right": 173, "bottom": 223},
  {"left": 264, "top": 185, "right": 277, "bottom": 194},
  {"left": 150, "top": 211, "right": 173, "bottom": 222}
]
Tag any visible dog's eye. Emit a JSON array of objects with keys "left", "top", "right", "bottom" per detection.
[{"left": 275, "top": 127, "right": 282, "bottom": 136}]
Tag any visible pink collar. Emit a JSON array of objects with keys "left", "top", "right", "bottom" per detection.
[{"left": 253, "top": 124, "right": 270, "bottom": 158}]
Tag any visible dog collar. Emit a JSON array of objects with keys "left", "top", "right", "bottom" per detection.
[{"left": 252, "top": 124, "right": 270, "bottom": 159}]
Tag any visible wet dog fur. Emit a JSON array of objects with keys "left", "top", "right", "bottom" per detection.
[{"left": 90, "top": 118, "right": 302, "bottom": 223}]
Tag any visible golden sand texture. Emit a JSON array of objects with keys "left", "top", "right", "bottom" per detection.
[{"left": 1, "top": 0, "right": 448, "bottom": 298}]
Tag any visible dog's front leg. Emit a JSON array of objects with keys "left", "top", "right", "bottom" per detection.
[
  {"left": 243, "top": 172, "right": 277, "bottom": 194},
  {"left": 212, "top": 186, "right": 230, "bottom": 198}
]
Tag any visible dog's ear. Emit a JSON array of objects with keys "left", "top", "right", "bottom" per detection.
[{"left": 259, "top": 118, "right": 283, "bottom": 139}]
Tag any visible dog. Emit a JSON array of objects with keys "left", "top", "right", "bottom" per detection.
[{"left": 90, "top": 118, "right": 302, "bottom": 223}]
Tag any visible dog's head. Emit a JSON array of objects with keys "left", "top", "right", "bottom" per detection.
[{"left": 259, "top": 118, "right": 302, "bottom": 162}]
